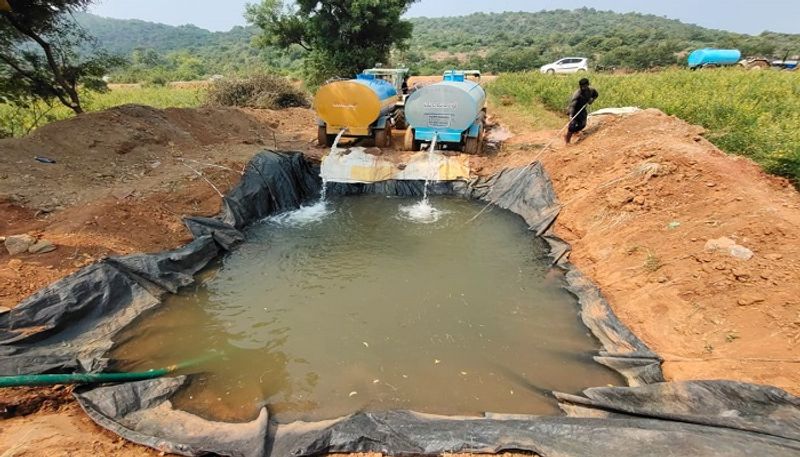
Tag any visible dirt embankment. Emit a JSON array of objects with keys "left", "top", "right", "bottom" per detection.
[
  {"left": 490, "top": 107, "right": 800, "bottom": 393},
  {"left": 0, "top": 104, "right": 316, "bottom": 310},
  {"left": 1, "top": 102, "right": 799, "bottom": 456}
]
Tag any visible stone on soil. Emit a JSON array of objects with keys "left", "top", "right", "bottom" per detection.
[
  {"left": 28, "top": 240, "right": 56, "bottom": 254},
  {"left": 705, "top": 236, "right": 753, "bottom": 261},
  {"left": 4, "top": 234, "right": 36, "bottom": 256}
]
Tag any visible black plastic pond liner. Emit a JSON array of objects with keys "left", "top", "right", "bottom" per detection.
[{"left": 3, "top": 150, "right": 800, "bottom": 456}]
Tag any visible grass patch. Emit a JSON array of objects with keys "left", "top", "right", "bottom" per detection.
[
  {"left": 488, "top": 69, "right": 800, "bottom": 184},
  {"left": 487, "top": 93, "right": 564, "bottom": 131},
  {"left": 0, "top": 86, "right": 206, "bottom": 137},
  {"left": 643, "top": 251, "right": 664, "bottom": 272}
]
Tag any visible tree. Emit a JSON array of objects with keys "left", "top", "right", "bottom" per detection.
[
  {"left": 246, "top": 0, "right": 418, "bottom": 87},
  {"left": 0, "top": 0, "right": 119, "bottom": 114}
]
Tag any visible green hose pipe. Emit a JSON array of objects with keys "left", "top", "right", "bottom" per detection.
[{"left": 0, "top": 352, "right": 220, "bottom": 388}]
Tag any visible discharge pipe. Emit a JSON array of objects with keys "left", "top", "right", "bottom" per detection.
[{"left": 0, "top": 352, "right": 219, "bottom": 388}]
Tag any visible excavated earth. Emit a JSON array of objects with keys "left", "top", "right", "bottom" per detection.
[{"left": 1, "top": 102, "right": 799, "bottom": 456}]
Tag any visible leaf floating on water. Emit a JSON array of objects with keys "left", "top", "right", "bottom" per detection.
[
  {"left": 362, "top": 342, "right": 369, "bottom": 348},
  {"left": 460, "top": 371, "right": 468, "bottom": 376},
  {"left": 434, "top": 359, "right": 441, "bottom": 365},
  {"left": 349, "top": 391, "right": 358, "bottom": 397},
  {"left": 510, "top": 390, "right": 515, "bottom": 396},
  {"left": 373, "top": 379, "right": 380, "bottom": 384}
]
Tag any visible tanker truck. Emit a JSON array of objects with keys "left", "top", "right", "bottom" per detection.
[
  {"left": 687, "top": 49, "right": 742, "bottom": 69},
  {"left": 403, "top": 70, "right": 486, "bottom": 154},
  {"left": 314, "top": 68, "right": 408, "bottom": 148}
]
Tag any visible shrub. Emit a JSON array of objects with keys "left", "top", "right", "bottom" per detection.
[{"left": 205, "top": 74, "right": 309, "bottom": 110}]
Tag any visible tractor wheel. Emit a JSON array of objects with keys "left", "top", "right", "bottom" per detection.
[
  {"left": 374, "top": 126, "right": 391, "bottom": 148},
  {"left": 403, "top": 127, "right": 419, "bottom": 151},
  {"left": 464, "top": 128, "right": 485, "bottom": 155},
  {"left": 464, "top": 136, "right": 479, "bottom": 154},
  {"left": 318, "top": 126, "right": 332, "bottom": 147},
  {"left": 394, "top": 111, "right": 407, "bottom": 130}
]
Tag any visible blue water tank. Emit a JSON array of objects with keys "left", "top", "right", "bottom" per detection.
[
  {"left": 687, "top": 49, "right": 742, "bottom": 68},
  {"left": 354, "top": 73, "right": 398, "bottom": 102}
]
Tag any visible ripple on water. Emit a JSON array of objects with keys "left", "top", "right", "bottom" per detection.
[
  {"left": 265, "top": 201, "right": 335, "bottom": 227},
  {"left": 397, "top": 199, "right": 449, "bottom": 224}
]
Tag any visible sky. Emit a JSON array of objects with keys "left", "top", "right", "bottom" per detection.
[{"left": 88, "top": 0, "right": 800, "bottom": 35}]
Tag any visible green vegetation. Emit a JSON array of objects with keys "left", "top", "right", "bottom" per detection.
[
  {"left": 0, "top": 85, "right": 204, "bottom": 136},
  {"left": 489, "top": 69, "right": 800, "bottom": 183},
  {"left": 245, "top": 0, "right": 418, "bottom": 87},
  {"left": 407, "top": 10, "right": 800, "bottom": 73},
  {"left": 1, "top": 1, "right": 120, "bottom": 114},
  {"left": 71, "top": 9, "right": 800, "bottom": 83}
]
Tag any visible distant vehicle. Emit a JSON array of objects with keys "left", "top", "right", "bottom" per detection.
[
  {"left": 540, "top": 58, "right": 589, "bottom": 75},
  {"left": 687, "top": 49, "right": 741, "bottom": 69},
  {"left": 740, "top": 52, "right": 799, "bottom": 71}
]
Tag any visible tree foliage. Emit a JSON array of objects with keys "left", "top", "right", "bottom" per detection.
[
  {"left": 0, "top": 0, "right": 119, "bottom": 114},
  {"left": 246, "top": 0, "right": 418, "bottom": 87},
  {"left": 69, "top": 8, "right": 800, "bottom": 84},
  {"left": 406, "top": 9, "right": 800, "bottom": 72}
]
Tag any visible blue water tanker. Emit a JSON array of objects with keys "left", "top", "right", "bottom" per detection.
[
  {"left": 403, "top": 70, "right": 486, "bottom": 153},
  {"left": 688, "top": 49, "right": 742, "bottom": 69}
]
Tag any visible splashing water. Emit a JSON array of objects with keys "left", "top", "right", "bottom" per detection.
[
  {"left": 397, "top": 198, "right": 446, "bottom": 224},
  {"left": 268, "top": 177, "right": 335, "bottom": 228},
  {"left": 320, "top": 178, "right": 328, "bottom": 202},
  {"left": 398, "top": 134, "right": 447, "bottom": 224},
  {"left": 266, "top": 201, "right": 334, "bottom": 228}
]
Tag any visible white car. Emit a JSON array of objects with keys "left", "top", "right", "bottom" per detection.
[{"left": 540, "top": 57, "right": 589, "bottom": 74}]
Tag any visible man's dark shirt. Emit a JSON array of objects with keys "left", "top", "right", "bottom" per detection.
[{"left": 568, "top": 87, "right": 599, "bottom": 117}]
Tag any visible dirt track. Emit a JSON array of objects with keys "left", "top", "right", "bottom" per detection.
[{"left": 1, "top": 102, "right": 799, "bottom": 455}]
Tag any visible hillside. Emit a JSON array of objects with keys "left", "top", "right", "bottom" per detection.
[{"left": 75, "top": 9, "right": 800, "bottom": 80}]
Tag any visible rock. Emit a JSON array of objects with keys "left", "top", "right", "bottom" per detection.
[
  {"left": 705, "top": 237, "right": 753, "bottom": 261},
  {"left": 0, "top": 306, "right": 10, "bottom": 315},
  {"left": 730, "top": 245, "right": 754, "bottom": 261},
  {"left": 765, "top": 253, "right": 783, "bottom": 261},
  {"left": 8, "top": 259, "right": 23, "bottom": 271},
  {"left": 706, "top": 182, "right": 717, "bottom": 188},
  {"left": 738, "top": 296, "right": 766, "bottom": 306},
  {"left": 28, "top": 240, "right": 56, "bottom": 254},
  {"left": 705, "top": 237, "right": 736, "bottom": 251},
  {"left": 633, "top": 195, "right": 646, "bottom": 205},
  {"left": 4, "top": 234, "right": 36, "bottom": 256},
  {"left": 607, "top": 188, "right": 635, "bottom": 207},
  {"left": 732, "top": 268, "right": 750, "bottom": 281}
]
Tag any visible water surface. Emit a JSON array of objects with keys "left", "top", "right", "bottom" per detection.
[{"left": 113, "top": 196, "right": 621, "bottom": 422}]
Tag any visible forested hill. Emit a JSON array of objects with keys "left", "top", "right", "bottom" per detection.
[
  {"left": 75, "top": 9, "right": 800, "bottom": 81},
  {"left": 407, "top": 9, "right": 800, "bottom": 72}
]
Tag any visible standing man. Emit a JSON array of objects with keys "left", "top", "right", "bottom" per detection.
[{"left": 565, "top": 78, "right": 599, "bottom": 144}]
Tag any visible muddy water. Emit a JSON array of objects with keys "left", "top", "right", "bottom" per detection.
[{"left": 112, "top": 196, "right": 621, "bottom": 423}]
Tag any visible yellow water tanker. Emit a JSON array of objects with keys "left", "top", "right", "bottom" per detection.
[{"left": 314, "top": 70, "right": 406, "bottom": 147}]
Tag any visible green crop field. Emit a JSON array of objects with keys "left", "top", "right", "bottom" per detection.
[
  {"left": 0, "top": 86, "right": 206, "bottom": 138},
  {"left": 489, "top": 69, "right": 800, "bottom": 183}
]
